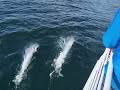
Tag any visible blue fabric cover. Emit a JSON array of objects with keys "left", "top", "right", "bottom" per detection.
[
  {"left": 103, "top": 9, "right": 120, "bottom": 48},
  {"left": 103, "top": 9, "right": 120, "bottom": 90}
]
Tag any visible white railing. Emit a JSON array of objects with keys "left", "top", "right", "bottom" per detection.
[{"left": 83, "top": 48, "right": 113, "bottom": 90}]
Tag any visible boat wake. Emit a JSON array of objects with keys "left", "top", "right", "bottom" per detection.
[
  {"left": 13, "top": 43, "right": 39, "bottom": 88},
  {"left": 50, "top": 37, "right": 75, "bottom": 78}
]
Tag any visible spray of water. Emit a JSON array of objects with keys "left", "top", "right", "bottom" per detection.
[
  {"left": 50, "top": 37, "right": 75, "bottom": 78},
  {"left": 13, "top": 43, "right": 39, "bottom": 87}
]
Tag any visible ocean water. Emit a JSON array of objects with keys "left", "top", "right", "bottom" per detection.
[{"left": 0, "top": 0, "right": 120, "bottom": 90}]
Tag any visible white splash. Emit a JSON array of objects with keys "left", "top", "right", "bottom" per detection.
[
  {"left": 50, "top": 37, "right": 75, "bottom": 78},
  {"left": 13, "top": 43, "right": 39, "bottom": 86}
]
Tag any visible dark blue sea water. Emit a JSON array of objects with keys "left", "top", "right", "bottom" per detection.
[{"left": 0, "top": 0, "right": 120, "bottom": 90}]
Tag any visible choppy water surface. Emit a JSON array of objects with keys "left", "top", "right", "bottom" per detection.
[{"left": 0, "top": 0, "right": 120, "bottom": 90}]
